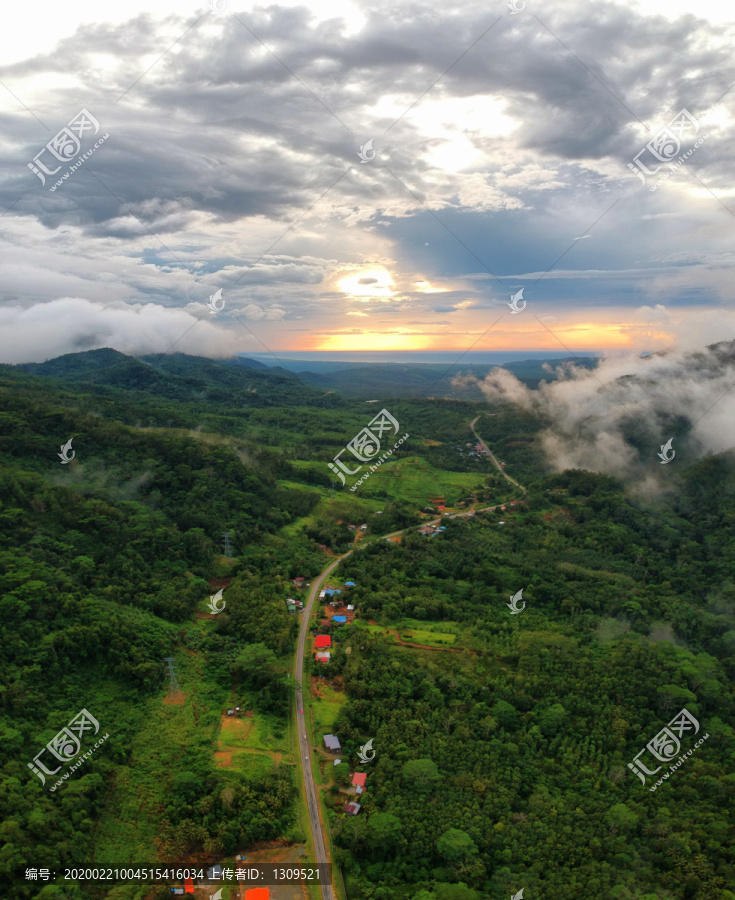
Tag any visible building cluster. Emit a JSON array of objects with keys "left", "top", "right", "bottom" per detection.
[
  {"left": 322, "top": 734, "right": 366, "bottom": 815},
  {"left": 286, "top": 576, "right": 309, "bottom": 612},
  {"left": 457, "top": 441, "right": 490, "bottom": 459},
  {"left": 313, "top": 581, "right": 358, "bottom": 660},
  {"left": 418, "top": 524, "right": 447, "bottom": 537}
]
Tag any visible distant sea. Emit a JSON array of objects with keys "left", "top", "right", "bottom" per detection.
[{"left": 244, "top": 350, "right": 606, "bottom": 367}]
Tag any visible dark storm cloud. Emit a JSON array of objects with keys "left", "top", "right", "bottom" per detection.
[{"left": 4, "top": 1, "right": 733, "bottom": 232}]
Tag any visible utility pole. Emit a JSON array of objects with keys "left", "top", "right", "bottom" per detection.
[
  {"left": 164, "top": 657, "right": 183, "bottom": 701},
  {"left": 221, "top": 531, "right": 233, "bottom": 558}
]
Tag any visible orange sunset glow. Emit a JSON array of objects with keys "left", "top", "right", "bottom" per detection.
[{"left": 304, "top": 317, "right": 675, "bottom": 353}]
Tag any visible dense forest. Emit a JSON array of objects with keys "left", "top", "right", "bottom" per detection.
[
  {"left": 1, "top": 352, "right": 733, "bottom": 900},
  {"left": 319, "top": 467, "right": 735, "bottom": 899}
]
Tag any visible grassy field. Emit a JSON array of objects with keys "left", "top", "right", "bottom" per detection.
[
  {"left": 353, "top": 455, "right": 485, "bottom": 506},
  {"left": 309, "top": 681, "right": 346, "bottom": 734},
  {"left": 286, "top": 455, "right": 486, "bottom": 511},
  {"left": 359, "top": 617, "right": 460, "bottom": 647}
]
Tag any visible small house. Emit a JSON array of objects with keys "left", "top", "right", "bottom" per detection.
[
  {"left": 347, "top": 604, "right": 355, "bottom": 611},
  {"left": 332, "top": 616, "right": 347, "bottom": 624},
  {"left": 344, "top": 802, "right": 361, "bottom": 815},
  {"left": 316, "top": 651, "right": 331, "bottom": 663},
  {"left": 293, "top": 577, "right": 305, "bottom": 587},
  {"left": 334, "top": 758, "right": 342, "bottom": 766},
  {"left": 345, "top": 581, "right": 356, "bottom": 587},
  {"left": 324, "top": 734, "right": 341, "bottom": 751},
  {"left": 227, "top": 709, "right": 234, "bottom": 716},
  {"left": 323, "top": 589, "right": 342, "bottom": 597},
  {"left": 360, "top": 524, "right": 367, "bottom": 530},
  {"left": 315, "top": 635, "right": 331, "bottom": 649},
  {"left": 355, "top": 785, "right": 364, "bottom": 795},
  {"left": 352, "top": 772, "right": 367, "bottom": 788}
]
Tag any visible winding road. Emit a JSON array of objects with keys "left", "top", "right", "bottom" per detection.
[
  {"left": 293, "top": 418, "right": 524, "bottom": 900},
  {"left": 470, "top": 415, "right": 526, "bottom": 494}
]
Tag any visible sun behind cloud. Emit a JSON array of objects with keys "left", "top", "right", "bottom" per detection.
[{"left": 337, "top": 269, "right": 395, "bottom": 301}]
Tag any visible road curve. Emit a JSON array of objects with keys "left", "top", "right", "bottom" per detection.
[
  {"left": 470, "top": 415, "right": 526, "bottom": 493},
  {"left": 294, "top": 552, "right": 353, "bottom": 900}
]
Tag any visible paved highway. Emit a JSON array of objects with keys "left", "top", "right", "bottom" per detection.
[{"left": 294, "top": 552, "right": 353, "bottom": 900}]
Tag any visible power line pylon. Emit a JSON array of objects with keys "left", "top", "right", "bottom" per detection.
[{"left": 164, "top": 657, "right": 183, "bottom": 701}]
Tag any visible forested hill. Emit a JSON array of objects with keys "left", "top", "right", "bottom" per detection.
[
  {"left": 289, "top": 357, "right": 600, "bottom": 398},
  {"left": 322, "top": 466, "right": 735, "bottom": 900},
  {"left": 13, "top": 347, "right": 342, "bottom": 409},
  {"left": 3, "top": 352, "right": 735, "bottom": 900},
  {"left": 0, "top": 369, "right": 330, "bottom": 898}
]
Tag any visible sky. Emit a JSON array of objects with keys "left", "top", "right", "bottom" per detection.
[{"left": 1, "top": 0, "right": 735, "bottom": 364}]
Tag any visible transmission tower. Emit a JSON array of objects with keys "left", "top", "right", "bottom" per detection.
[
  {"left": 221, "top": 531, "right": 233, "bottom": 557},
  {"left": 164, "top": 657, "right": 183, "bottom": 701}
]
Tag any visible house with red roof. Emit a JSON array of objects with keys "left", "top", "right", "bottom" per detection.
[
  {"left": 352, "top": 772, "right": 367, "bottom": 788},
  {"left": 315, "top": 635, "right": 331, "bottom": 649}
]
